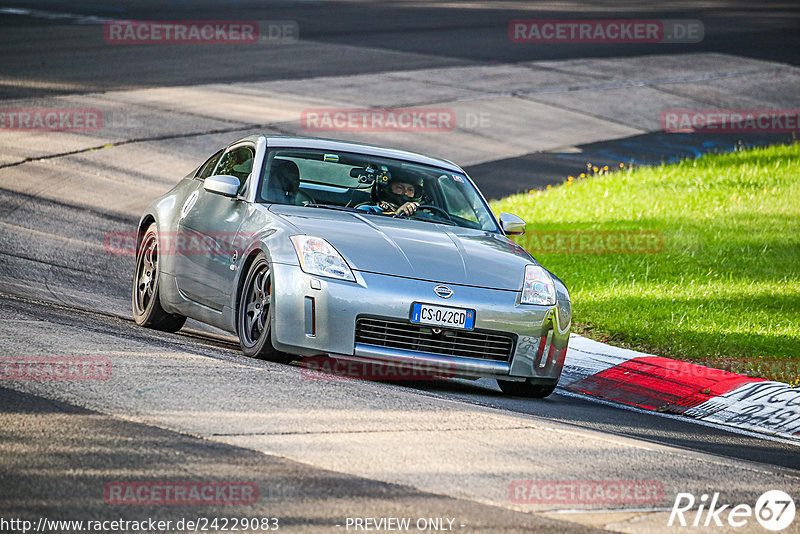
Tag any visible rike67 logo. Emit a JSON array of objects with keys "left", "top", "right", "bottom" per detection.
[{"left": 669, "top": 490, "right": 795, "bottom": 531}]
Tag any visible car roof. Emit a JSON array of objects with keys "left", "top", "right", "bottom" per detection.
[{"left": 255, "top": 135, "right": 464, "bottom": 173}]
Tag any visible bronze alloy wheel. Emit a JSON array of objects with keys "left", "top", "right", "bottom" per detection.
[
  {"left": 237, "top": 253, "right": 293, "bottom": 362},
  {"left": 132, "top": 223, "right": 185, "bottom": 332}
]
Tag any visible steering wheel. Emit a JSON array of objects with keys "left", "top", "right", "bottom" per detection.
[
  {"left": 296, "top": 190, "right": 315, "bottom": 206},
  {"left": 396, "top": 204, "right": 453, "bottom": 223}
]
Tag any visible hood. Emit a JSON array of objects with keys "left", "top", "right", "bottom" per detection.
[{"left": 270, "top": 205, "right": 533, "bottom": 290}]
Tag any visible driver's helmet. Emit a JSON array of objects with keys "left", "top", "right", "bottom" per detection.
[{"left": 371, "top": 171, "right": 424, "bottom": 210}]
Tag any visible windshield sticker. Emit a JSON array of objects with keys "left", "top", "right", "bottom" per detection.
[
  {"left": 323, "top": 153, "right": 339, "bottom": 162},
  {"left": 453, "top": 174, "right": 465, "bottom": 183}
]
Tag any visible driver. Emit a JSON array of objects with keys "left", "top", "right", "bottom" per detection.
[{"left": 358, "top": 172, "right": 424, "bottom": 217}]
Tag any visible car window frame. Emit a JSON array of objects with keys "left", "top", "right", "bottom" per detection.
[
  {"left": 253, "top": 147, "right": 501, "bottom": 233},
  {"left": 194, "top": 149, "right": 224, "bottom": 181},
  {"left": 214, "top": 142, "right": 257, "bottom": 195}
]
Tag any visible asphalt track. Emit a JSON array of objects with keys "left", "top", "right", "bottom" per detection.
[{"left": 1, "top": 1, "right": 799, "bottom": 533}]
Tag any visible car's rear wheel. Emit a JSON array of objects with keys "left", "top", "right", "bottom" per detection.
[
  {"left": 132, "top": 223, "right": 186, "bottom": 332},
  {"left": 237, "top": 253, "right": 293, "bottom": 362},
  {"left": 497, "top": 378, "right": 557, "bottom": 398}
]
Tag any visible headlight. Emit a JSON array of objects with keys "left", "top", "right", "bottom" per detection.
[
  {"left": 521, "top": 264, "right": 556, "bottom": 305},
  {"left": 290, "top": 235, "right": 355, "bottom": 282}
]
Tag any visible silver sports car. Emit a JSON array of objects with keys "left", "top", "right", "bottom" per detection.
[{"left": 133, "top": 135, "right": 571, "bottom": 397}]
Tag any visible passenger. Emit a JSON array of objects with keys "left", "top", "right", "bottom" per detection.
[{"left": 265, "top": 159, "right": 302, "bottom": 204}]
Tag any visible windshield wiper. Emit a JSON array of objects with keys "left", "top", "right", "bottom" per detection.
[
  {"left": 303, "top": 203, "right": 363, "bottom": 213},
  {"left": 408, "top": 217, "right": 457, "bottom": 227}
]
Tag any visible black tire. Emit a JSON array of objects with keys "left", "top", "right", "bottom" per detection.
[
  {"left": 237, "top": 253, "right": 293, "bottom": 362},
  {"left": 132, "top": 223, "right": 186, "bottom": 332},
  {"left": 497, "top": 378, "right": 557, "bottom": 398}
]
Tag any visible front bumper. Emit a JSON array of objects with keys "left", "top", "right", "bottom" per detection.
[{"left": 270, "top": 263, "right": 570, "bottom": 380}]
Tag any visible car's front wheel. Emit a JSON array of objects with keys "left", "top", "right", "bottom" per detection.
[
  {"left": 497, "top": 378, "right": 557, "bottom": 398},
  {"left": 237, "top": 253, "right": 293, "bottom": 362},
  {"left": 132, "top": 223, "right": 186, "bottom": 332}
]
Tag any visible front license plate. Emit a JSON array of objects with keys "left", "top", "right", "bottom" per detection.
[{"left": 411, "top": 303, "right": 475, "bottom": 330}]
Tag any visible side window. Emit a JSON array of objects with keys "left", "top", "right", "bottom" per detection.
[
  {"left": 439, "top": 175, "right": 479, "bottom": 224},
  {"left": 215, "top": 145, "right": 255, "bottom": 194},
  {"left": 195, "top": 150, "right": 224, "bottom": 180}
]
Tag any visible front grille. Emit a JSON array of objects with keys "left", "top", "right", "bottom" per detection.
[{"left": 355, "top": 316, "right": 515, "bottom": 363}]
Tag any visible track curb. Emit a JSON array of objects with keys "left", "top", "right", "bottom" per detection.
[{"left": 560, "top": 334, "right": 800, "bottom": 442}]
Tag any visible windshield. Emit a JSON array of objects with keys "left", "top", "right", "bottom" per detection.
[{"left": 257, "top": 148, "right": 499, "bottom": 232}]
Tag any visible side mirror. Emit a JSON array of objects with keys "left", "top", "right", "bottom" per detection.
[
  {"left": 204, "top": 175, "right": 240, "bottom": 197},
  {"left": 498, "top": 213, "right": 526, "bottom": 235}
]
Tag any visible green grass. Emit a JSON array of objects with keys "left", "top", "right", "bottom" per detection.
[{"left": 491, "top": 143, "right": 800, "bottom": 384}]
